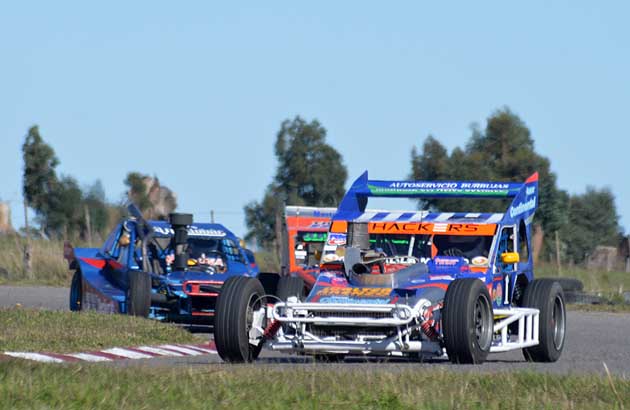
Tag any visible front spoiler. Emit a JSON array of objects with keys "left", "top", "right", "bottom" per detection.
[{"left": 268, "top": 337, "right": 443, "bottom": 356}]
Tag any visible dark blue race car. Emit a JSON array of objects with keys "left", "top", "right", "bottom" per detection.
[{"left": 65, "top": 205, "right": 260, "bottom": 323}]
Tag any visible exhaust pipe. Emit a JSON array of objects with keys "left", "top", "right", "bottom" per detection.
[{"left": 169, "top": 213, "right": 193, "bottom": 271}]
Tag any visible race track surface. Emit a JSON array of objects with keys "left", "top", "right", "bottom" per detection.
[
  {"left": 2, "top": 286, "right": 629, "bottom": 376},
  {"left": 0, "top": 285, "right": 68, "bottom": 311}
]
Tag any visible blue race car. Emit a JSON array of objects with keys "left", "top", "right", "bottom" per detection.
[
  {"left": 213, "top": 171, "right": 566, "bottom": 364},
  {"left": 65, "top": 205, "right": 261, "bottom": 323}
]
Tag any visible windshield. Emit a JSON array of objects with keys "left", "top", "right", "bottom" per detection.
[
  {"left": 369, "top": 234, "right": 431, "bottom": 259},
  {"left": 432, "top": 235, "right": 493, "bottom": 260},
  {"left": 187, "top": 238, "right": 221, "bottom": 258}
]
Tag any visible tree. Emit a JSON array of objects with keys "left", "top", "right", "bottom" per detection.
[
  {"left": 22, "top": 125, "right": 60, "bottom": 227},
  {"left": 560, "top": 187, "right": 622, "bottom": 263},
  {"left": 83, "top": 180, "right": 110, "bottom": 238},
  {"left": 410, "top": 108, "right": 567, "bottom": 229},
  {"left": 124, "top": 172, "right": 177, "bottom": 220},
  {"left": 45, "top": 175, "right": 84, "bottom": 236},
  {"left": 273, "top": 117, "right": 347, "bottom": 206},
  {"left": 245, "top": 116, "right": 347, "bottom": 250},
  {"left": 410, "top": 108, "right": 571, "bottom": 262}
]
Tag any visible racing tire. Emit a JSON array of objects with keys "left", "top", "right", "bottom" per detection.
[
  {"left": 522, "top": 279, "right": 566, "bottom": 362},
  {"left": 127, "top": 271, "right": 152, "bottom": 318},
  {"left": 214, "top": 276, "right": 266, "bottom": 363},
  {"left": 277, "top": 276, "right": 306, "bottom": 301},
  {"left": 442, "top": 278, "right": 494, "bottom": 364},
  {"left": 69, "top": 270, "right": 83, "bottom": 312},
  {"left": 257, "top": 272, "right": 280, "bottom": 296}
]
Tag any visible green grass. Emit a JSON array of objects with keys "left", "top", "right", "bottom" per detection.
[
  {"left": 0, "top": 361, "right": 628, "bottom": 410},
  {"left": 0, "top": 308, "right": 202, "bottom": 353},
  {"left": 254, "top": 250, "right": 280, "bottom": 273}
]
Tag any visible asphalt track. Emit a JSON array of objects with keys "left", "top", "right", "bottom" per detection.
[{"left": 2, "top": 286, "right": 630, "bottom": 376}]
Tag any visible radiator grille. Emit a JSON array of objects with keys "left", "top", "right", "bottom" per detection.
[{"left": 314, "top": 311, "right": 393, "bottom": 320}]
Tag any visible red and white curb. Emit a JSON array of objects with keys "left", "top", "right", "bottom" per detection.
[{"left": 1, "top": 342, "right": 217, "bottom": 363}]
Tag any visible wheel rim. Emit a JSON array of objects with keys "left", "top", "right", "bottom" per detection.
[
  {"left": 473, "top": 294, "right": 492, "bottom": 350},
  {"left": 245, "top": 292, "right": 263, "bottom": 348},
  {"left": 551, "top": 294, "right": 566, "bottom": 350}
]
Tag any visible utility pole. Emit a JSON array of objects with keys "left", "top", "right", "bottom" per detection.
[
  {"left": 210, "top": 210, "right": 215, "bottom": 223},
  {"left": 555, "top": 230, "right": 562, "bottom": 276},
  {"left": 84, "top": 204, "right": 92, "bottom": 246},
  {"left": 23, "top": 198, "right": 32, "bottom": 279}
]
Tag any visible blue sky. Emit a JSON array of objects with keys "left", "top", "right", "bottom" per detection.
[{"left": 1, "top": 1, "right": 629, "bottom": 238}]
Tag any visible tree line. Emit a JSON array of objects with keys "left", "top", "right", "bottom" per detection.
[
  {"left": 246, "top": 110, "right": 623, "bottom": 265},
  {"left": 21, "top": 126, "right": 176, "bottom": 241},
  {"left": 18, "top": 109, "right": 623, "bottom": 265}
]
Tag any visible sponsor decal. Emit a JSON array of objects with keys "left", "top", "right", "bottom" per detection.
[
  {"left": 368, "top": 222, "right": 496, "bottom": 236},
  {"left": 368, "top": 182, "right": 510, "bottom": 196},
  {"left": 509, "top": 198, "right": 536, "bottom": 218},
  {"left": 308, "top": 221, "right": 330, "bottom": 229},
  {"left": 320, "top": 297, "right": 390, "bottom": 304},
  {"left": 433, "top": 223, "right": 448, "bottom": 233},
  {"left": 313, "top": 210, "right": 336, "bottom": 217},
  {"left": 429, "top": 275, "right": 454, "bottom": 281},
  {"left": 433, "top": 257, "right": 460, "bottom": 266},
  {"left": 327, "top": 233, "right": 347, "bottom": 246},
  {"left": 471, "top": 256, "right": 489, "bottom": 266},
  {"left": 330, "top": 277, "right": 347, "bottom": 287},
  {"left": 316, "top": 287, "right": 392, "bottom": 298},
  {"left": 153, "top": 226, "right": 227, "bottom": 237}
]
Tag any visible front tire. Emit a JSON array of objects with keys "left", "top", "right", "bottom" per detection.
[
  {"left": 69, "top": 270, "right": 83, "bottom": 311},
  {"left": 214, "top": 276, "right": 266, "bottom": 363},
  {"left": 127, "top": 271, "right": 151, "bottom": 317},
  {"left": 522, "top": 279, "right": 566, "bottom": 362},
  {"left": 442, "top": 278, "right": 494, "bottom": 364}
]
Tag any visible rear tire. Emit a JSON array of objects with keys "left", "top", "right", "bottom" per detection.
[
  {"left": 257, "top": 272, "right": 280, "bottom": 296},
  {"left": 442, "top": 278, "right": 494, "bottom": 364},
  {"left": 214, "top": 276, "right": 266, "bottom": 363},
  {"left": 277, "top": 276, "right": 305, "bottom": 301},
  {"left": 69, "top": 270, "right": 83, "bottom": 311},
  {"left": 522, "top": 279, "right": 566, "bottom": 362},
  {"left": 127, "top": 271, "right": 151, "bottom": 317}
]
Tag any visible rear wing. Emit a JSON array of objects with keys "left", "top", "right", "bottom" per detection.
[{"left": 335, "top": 171, "right": 538, "bottom": 224}]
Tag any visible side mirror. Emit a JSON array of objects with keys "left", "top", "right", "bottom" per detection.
[{"left": 501, "top": 252, "right": 520, "bottom": 264}]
